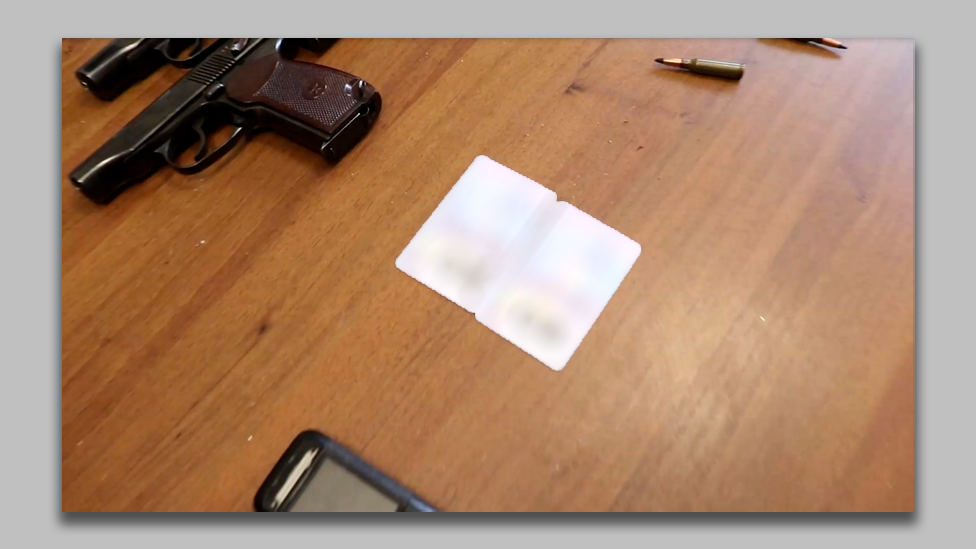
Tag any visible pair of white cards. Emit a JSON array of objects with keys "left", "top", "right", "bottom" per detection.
[{"left": 396, "top": 156, "right": 641, "bottom": 371}]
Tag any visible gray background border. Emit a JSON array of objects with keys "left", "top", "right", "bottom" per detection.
[{"left": 6, "top": 0, "right": 971, "bottom": 545}]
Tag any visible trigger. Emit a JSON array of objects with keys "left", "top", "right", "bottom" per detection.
[{"left": 192, "top": 120, "right": 208, "bottom": 162}]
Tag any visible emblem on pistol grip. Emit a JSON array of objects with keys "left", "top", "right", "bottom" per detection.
[{"left": 302, "top": 80, "right": 327, "bottom": 100}]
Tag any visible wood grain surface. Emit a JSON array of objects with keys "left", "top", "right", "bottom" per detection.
[{"left": 61, "top": 38, "right": 915, "bottom": 512}]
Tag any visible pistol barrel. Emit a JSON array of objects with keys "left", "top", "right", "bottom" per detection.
[{"left": 76, "top": 39, "right": 169, "bottom": 101}]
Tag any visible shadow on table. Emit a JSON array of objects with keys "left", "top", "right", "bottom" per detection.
[{"left": 650, "top": 65, "right": 742, "bottom": 92}]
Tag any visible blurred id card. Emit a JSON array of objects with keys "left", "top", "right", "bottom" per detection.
[{"left": 396, "top": 156, "right": 641, "bottom": 371}]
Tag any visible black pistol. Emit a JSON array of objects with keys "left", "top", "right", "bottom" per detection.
[
  {"left": 76, "top": 39, "right": 223, "bottom": 100},
  {"left": 69, "top": 38, "right": 380, "bottom": 204}
]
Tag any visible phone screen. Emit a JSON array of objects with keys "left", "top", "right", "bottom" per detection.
[{"left": 286, "top": 457, "right": 399, "bottom": 512}]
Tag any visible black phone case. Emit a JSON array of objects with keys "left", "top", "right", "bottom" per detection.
[{"left": 254, "top": 430, "right": 438, "bottom": 512}]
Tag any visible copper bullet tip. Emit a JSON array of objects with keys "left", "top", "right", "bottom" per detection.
[
  {"left": 791, "top": 38, "right": 848, "bottom": 50},
  {"left": 655, "top": 58, "right": 686, "bottom": 68},
  {"left": 822, "top": 38, "right": 847, "bottom": 49}
]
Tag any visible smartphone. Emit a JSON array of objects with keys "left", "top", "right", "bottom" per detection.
[{"left": 254, "top": 430, "right": 438, "bottom": 512}]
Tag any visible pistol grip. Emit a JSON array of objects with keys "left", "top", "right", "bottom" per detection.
[{"left": 222, "top": 55, "right": 381, "bottom": 160}]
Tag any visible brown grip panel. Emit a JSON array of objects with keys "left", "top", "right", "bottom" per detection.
[{"left": 223, "top": 55, "right": 374, "bottom": 135}]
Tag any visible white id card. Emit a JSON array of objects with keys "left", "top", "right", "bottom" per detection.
[{"left": 396, "top": 156, "right": 641, "bottom": 371}]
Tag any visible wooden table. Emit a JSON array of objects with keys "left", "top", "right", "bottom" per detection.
[{"left": 61, "top": 38, "right": 915, "bottom": 512}]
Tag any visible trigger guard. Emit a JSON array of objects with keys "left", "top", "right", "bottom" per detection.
[
  {"left": 162, "top": 123, "right": 248, "bottom": 176},
  {"left": 164, "top": 39, "right": 221, "bottom": 69},
  {"left": 159, "top": 39, "right": 190, "bottom": 65},
  {"left": 188, "top": 38, "right": 203, "bottom": 56}
]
